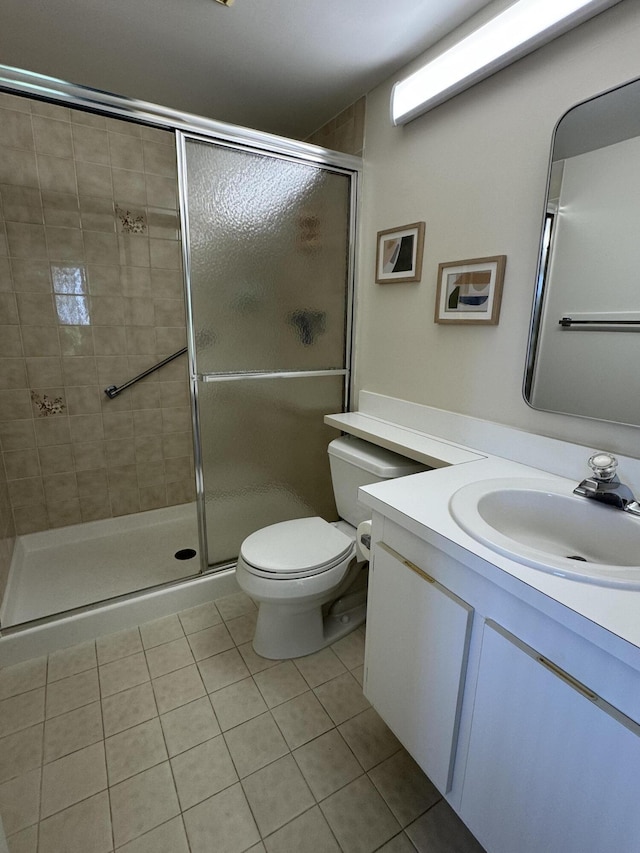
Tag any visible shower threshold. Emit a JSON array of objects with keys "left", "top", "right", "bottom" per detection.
[{"left": 2, "top": 502, "right": 199, "bottom": 628}]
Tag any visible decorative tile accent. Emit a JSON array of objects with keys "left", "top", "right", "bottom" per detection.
[
  {"left": 116, "top": 205, "right": 147, "bottom": 234},
  {"left": 30, "top": 391, "right": 65, "bottom": 416}
]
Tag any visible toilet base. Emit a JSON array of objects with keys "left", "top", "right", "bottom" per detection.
[{"left": 252, "top": 599, "right": 366, "bottom": 660}]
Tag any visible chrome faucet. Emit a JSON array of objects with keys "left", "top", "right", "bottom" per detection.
[{"left": 574, "top": 452, "right": 640, "bottom": 516}]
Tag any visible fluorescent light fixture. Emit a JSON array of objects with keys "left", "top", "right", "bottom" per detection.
[{"left": 391, "top": 0, "right": 622, "bottom": 125}]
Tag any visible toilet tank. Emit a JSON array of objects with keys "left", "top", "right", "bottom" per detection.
[{"left": 328, "top": 436, "right": 428, "bottom": 528}]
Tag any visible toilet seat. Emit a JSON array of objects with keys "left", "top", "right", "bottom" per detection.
[{"left": 240, "top": 517, "right": 354, "bottom": 580}]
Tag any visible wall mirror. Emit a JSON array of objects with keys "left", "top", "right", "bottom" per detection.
[{"left": 524, "top": 76, "right": 640, "bottom": 428}]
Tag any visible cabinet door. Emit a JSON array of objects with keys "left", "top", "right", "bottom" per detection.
[
  {"left": 461, "top": 620, "right": 640, "bottom": 853},
  {"left": 364, "top": 541, "right": 473, "bottom": 794}
]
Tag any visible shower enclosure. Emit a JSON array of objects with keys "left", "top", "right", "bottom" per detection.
[
  {"left": 180, "top": 136, "right": 352, "bottom": 567},
  {"left": 0, "top": 66, "right": 359, "bottom": 640}
]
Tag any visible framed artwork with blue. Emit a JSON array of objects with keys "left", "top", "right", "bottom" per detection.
[{"left": 435, "top": 255, "right": 506, "bottom": 324}]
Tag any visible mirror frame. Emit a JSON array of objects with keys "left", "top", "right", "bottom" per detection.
[{"left": 523, "top": 75, "right": 640, "bottom": 427}]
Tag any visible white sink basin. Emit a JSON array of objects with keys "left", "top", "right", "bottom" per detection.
[{"left": 449, "top": 478, "right": 640, "bottom": 588}]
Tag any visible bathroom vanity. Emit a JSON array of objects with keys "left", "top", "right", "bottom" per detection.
[{"left": 326, "top": 396, "right": 640, "bottom": 853}]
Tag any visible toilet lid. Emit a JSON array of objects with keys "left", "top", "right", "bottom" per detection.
[{"left": 240, "top": 517, "right": 354, "bottom": 575}]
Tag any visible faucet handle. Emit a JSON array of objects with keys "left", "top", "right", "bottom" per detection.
[{"left": 588, "top": 452, "right": 618, "bottom": 481}]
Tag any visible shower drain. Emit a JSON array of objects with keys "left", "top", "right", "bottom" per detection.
[
  {"left": 566, "top": 555, "right": 587, "bottom": 562},
  {"left": 174, "top": 548, "right": 197, "bottom": 560}
]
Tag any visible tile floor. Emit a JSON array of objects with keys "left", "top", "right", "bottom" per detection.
[{"left": 0, "top": 592, "right": 485, "bottom": 853}]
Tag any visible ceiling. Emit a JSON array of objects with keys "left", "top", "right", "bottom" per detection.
[{"left": 0, "top": 0, "right": 495, "bottom": 140}]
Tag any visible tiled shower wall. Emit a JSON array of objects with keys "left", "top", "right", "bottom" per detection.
[
  {"left": 305, "top": 97, "right": 365, "bottom": 157},
  {"left": 0, "top": 91, "right": 195, "bottom": 538}
]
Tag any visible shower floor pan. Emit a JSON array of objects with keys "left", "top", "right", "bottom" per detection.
[{"left": 2, "top": 502, "right": 199, "bottom": 627}]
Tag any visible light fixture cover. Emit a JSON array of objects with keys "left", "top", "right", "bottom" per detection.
[{"left": 391, "top": 0, "right": 622, "bottom": 126}]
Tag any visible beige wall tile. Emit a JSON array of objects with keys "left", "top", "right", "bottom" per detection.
[
  {"left": 76, "top": 161, "right": 113, "bottom": 198},
  {"left": 113, "top": 168, "right": 147, "bottom": 205},
  {"left": 21, "top": 325, "right": 60, "bottom": 356},
  {"left": 0, "top": 185, "right": 44, "bottom": 224},
  {"left": 45, "top": 226, "right": 84, "bottom": 262},
  {"left": 72, "top": 440, "right": 106, "bottom": 471},
  {"left": 139, "top": 483, "right": 166, "bottom": 510},
  {"left": 126, "top": 326, "right": 156, "bottom": 355},
  {"left": 120, "top": 266, "right": 152, "bottom": 297},
  {"left": 0, "top": 390, "right": 32, "bottom": 421},
  {"left": 71, "top": 110, "right": 106, "bottom": 129},
  {"left": 143, "top": 141, "right": 176, "bottom": 177},
  {"left": 0, "top": 258, "right": 11, "bottom": 290},
  {"left": 145, "top": 174, "right": 177, "bottom": 208},
  {"left": 65, "top": 384, "right": 101, "bottom": 415},
  {"left": 32, "top": 116, "right": 74, "bottom": 159},
  {"left": 0, "top": 358, "right": 27, "bottom": 390},
  {"left": 80, "top": 196, "right": 115, "bottom": 233},
  {"left": 61, "top": 355, "right": 97, "bottom": 385},
  {"left": 42, "top": 190, "right": 81, "bottom": 228},
  {"left": 58, "top": 325, "right": 94, "bottom": 356},
  {"left": 86, "top": 263, "right": 121, "bottom": 294},
  {"left": 38, "top": 443, "right": 74, "bottom": 475},
  {"left": 102, "top": 410, "right": 133, "bottom": 439},
  {"left": 109, "top": 133, "right": 144, "bottom": 172},
  {"left": 34, "top": 416, "right": 72, "bottom": 447},
  {"left": 71, "top": 124, "right": 110, "bottom": 165},
  {"left": 8, "top": 476, "right": 44, "bottom": 507},
  {"left": 0, "top": 293, "right": 19, "bottom": 324},
  {"left": 0, "top": 325, "right": 22, "bottom": 356},
  {"left": 48, "top": 497, "right": 83, "bottom": 528},
  {"left": 84, "top": 230, "right": 119, "bottom": 265},
  {"left": 0, "top": 149, "right": 38, "bottom": 189},
  {"left": 0, "top": 109, "right": 34, "bottom": 150},
  {"left": 4, "top": 449, "right": 40, "bottom": 481},
  {"left": 136, "top": 462, "right": 166, "bottom": 487},
  {"left": 0, "top": 96, "right": 191, "bottom": 536},
  {"left": 119, "top": 234, "right": 150, "bottom": 268},
  {"left": 6, "top": 222, "right": 48, "bottom": 260},
  {"left": 16, "top": 292, "right": 56, "bottom": 325},
  {"left": 13, "top": 502, "right": 48, "bottom": 534},
  {"left": 0, "top": 417, "right": 35, "bottom": 447},
  {"left": 11, "top": 260, "right": 52, "bottom": 291},
  {"left": 36, "top": 155, "right": 77, "bottom": 195},
  {"left": 149, "top": 239, "right": 181, "bottom": 270},
  {"left": 26, "top": 356, "right": 63, "bottom": 387},
  {"left": 31, "top": 102, "right": 70, "bottom": 121}
]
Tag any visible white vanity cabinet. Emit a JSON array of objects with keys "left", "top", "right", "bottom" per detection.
[
  {"left": 460, "top": 620, "right": 640, "bottom": 853},
  {"left": 363, "top": 541, "right": 473, "bottom": 794},
  {"left": 362, "top": 524, "right": 640, "bottom": 853}
]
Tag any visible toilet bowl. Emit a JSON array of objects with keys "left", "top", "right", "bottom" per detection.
[{"left": 235, "top": 436, "right": 427, "bottom": 659}]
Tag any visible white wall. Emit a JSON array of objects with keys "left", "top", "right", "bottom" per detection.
[{"left": 354, "top": 0, "right": 640, "bottom": 459}]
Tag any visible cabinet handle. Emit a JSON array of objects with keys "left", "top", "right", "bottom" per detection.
[
  {"left": 377, "top": 541, "right": 436, "bottom": 583},
  {"left": 402, "top": 558, "right": 436, "bottom": 584},
  {"left": 536, "top": 655, "right": 598, "bottom": 702}
]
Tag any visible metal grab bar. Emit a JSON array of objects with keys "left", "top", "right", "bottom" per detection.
[
  {"left": 559, "top": 316, "right": 640, "bottom": 328},
  {"left": 104, "top": 346, "right": 187, "bottom": 399}
]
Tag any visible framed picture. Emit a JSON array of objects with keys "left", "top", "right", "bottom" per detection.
[
  {"left": 375, "top": 221, "right": 425, "bottom": 283},
  {"left": 435, "top": 255, "right": 506, "bottom": 325}
]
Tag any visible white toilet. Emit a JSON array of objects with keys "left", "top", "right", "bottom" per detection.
[{"left": 235, "top": 435, "right": 426, "bottom": 659}]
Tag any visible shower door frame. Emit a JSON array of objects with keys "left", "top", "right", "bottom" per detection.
[
  {"left": 176, "top": 131, "right": 358, "bottom": 573},
  {"left": 0, "top": 63, "right": 361, "bottom": 585}
]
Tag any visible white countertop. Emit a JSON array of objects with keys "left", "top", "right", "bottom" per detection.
[
  {"left": 358, "top": 445, "right": 640, "bottom": 665},
  {"left": 324, "top": 411, "right": 484, "bottom": 468}
]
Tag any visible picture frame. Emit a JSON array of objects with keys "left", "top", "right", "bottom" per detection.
[
  {"left": 375, "top": 221, "right": 425, "bottom": 284},
  {"left": 435, "top": 255, "right": 506, "bottom": 325}
]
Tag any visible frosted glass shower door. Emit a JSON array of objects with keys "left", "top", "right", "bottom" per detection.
[{"left": 181, "top": 136, "right": 354, "bottom": 567}]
